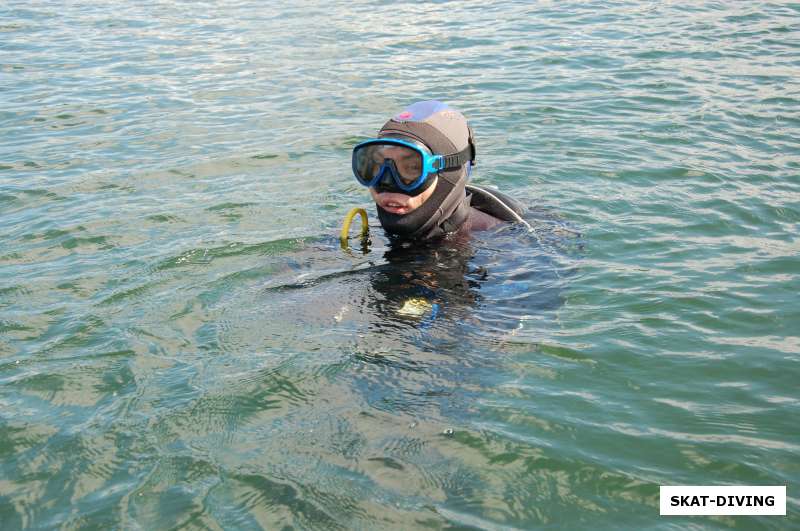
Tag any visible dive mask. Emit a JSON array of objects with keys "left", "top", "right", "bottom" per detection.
[{"left": 352, "top": 137, "right": 473, "bottom": 196}]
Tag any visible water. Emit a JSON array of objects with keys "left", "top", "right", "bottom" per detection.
[{"left": 2, "top": 0, "right": 799, "bottom": 528}]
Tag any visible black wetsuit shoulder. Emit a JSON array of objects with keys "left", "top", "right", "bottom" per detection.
[{"left": 466, "top": 185, "right": 526, "bottom": 223}]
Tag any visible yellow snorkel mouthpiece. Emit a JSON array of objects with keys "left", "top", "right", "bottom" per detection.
[{"left": 340, "top": 207, "right": 369, "bottom": 250}]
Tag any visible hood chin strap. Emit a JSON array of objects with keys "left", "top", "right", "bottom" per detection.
[{"left": 376, "top": 171, "right": 471, "bottom": 240}]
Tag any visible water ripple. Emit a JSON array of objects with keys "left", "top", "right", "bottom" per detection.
[{"left": 2, "top": 0, "right": 799, "bottom": 528}]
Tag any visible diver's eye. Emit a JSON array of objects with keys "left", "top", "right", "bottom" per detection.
[{"left": 396, "top": 158, "right": 421, "bottom": 179}]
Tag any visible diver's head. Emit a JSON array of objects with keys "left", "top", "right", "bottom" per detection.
[{"left": 351, "top": 100, "right": 476, "bottom": 240}]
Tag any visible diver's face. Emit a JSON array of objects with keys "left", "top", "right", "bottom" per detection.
[{"left": 370, "top": 176, "right": 438, "bottom": 216}]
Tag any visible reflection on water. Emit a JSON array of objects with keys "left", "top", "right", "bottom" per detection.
[{"left": 182, "top": 218, "right": 579, "bottom": 528}]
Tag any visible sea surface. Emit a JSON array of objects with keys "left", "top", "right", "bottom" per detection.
[{"left": 1, "top": 1, "right": 799, "bottom": 529}]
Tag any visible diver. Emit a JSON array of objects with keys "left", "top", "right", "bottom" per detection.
[{"left": 351, "top": 100, "right": 531, "bottom": 241}]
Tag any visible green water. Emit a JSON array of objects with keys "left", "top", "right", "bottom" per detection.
[{"left": 1, "top": 1, "right": 798, "bottom": 529}]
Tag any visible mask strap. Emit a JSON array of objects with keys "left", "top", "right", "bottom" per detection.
[{"left": 441, "top": 144, "right": 475, "bottom": 172}]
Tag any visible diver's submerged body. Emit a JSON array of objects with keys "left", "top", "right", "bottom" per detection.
[{"left": 351, "top": 100, "right": 527, "bottom": 241}]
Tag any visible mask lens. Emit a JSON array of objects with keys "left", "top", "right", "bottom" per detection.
[
  {"left": 353, "top": 145, "right": 379, "bottom": 186},
  {"left": 373, "top": 144, "right": 423, "bottom": 184}
]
